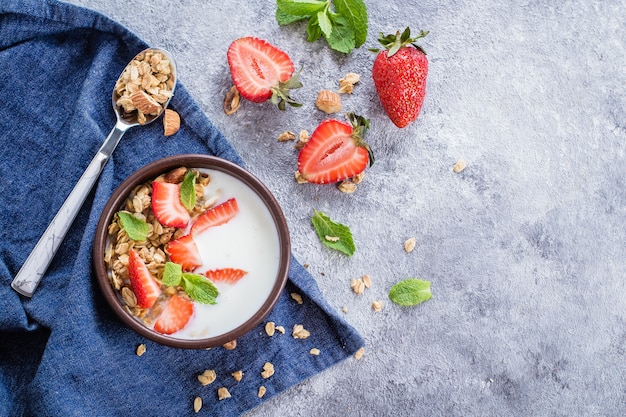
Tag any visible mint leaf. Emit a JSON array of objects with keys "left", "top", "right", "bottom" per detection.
[
  {"left": 389, "top": 279, "right": 432, "bottom": 306},
  {"left": 276, "top": 0, "right": 326, "bottom": 24},
  {"left": 180, "top": 170, "right": 197, "bottom": 211},
  {"left": 311, "top": 210, "right": 355, "bottom": 256},
  {"left": 326, "top": 14, "right": 356, "bottom": 54},
  {"left": 181, "top": 273, "right": 219, "bottom": 304},
  {"left": 317, "top": 9, "right": 333, "bottom": 38},
  {"left": 306, "top": 14, "right": 323, "bottom": 42},
  {"left": 275, "top": 0, "right": 368, "bottom": 54},
  {"left": 333, "top": 0, "right": 368, "bottom": 47},
  {"left": 276, "top": 9, "right": 304, "bottom": 25},
  {"left": 162, "top": 262, "right": 183, "bottom": 286},
  {"left": 117, "top": 211, "right": 149, "bottom": 241}
]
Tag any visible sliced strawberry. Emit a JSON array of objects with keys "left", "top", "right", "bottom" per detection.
[
  {"left": 297, "top": 113, "right": 374, "bottom": 184},
  {"left": 227, "top": 36, "right": 301, "bottom": 109},
  {"left": 203, "top": 268, "right": 248, "bottom": 284},
  {"left": 128, "top": 249, "right": 161, "bottom": 309},
  {"left": 153, "top": 294, "right": 194, "bottom": 335},
  {"left": 151, "top": 181, "right": 190, "bottom": 228},
  {"left": 166, "top": 235, "right": 202, "bottom": 271},
  {"left": 190, "top": 198, "right": 239, "bottom": 236}
]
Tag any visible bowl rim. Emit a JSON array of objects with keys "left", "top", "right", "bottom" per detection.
[{"left": 93, "top": 154, "right": 291, "bottom": 349}]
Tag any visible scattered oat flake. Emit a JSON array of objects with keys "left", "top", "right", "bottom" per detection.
[
  {"left": 136, "top": 344, "right": 146, "bottom": 356},
  {"left": 453, "top": 159, "right": 467, "bottom": 173},
  {"left": 223, "top": 339, "right": 237, "bottom": 350},
  {"left": 362, "top": 274, "right": 372, "bottom": 288},
  {"left": 338, "top": 180, "right": 357, "bottom": 193},
  {"left": 404, "top": 237, "right": 417, "bottom": 253},
  {"left": 354, "top": 347, "right": 365, "bottom": 360},
  {"left": 310, "top": 348, "right": 321, "bottom": 355},
  {"left": 198, "top": 369, "right": 216, "bottom": 386},
  {"left": 232, "top": 370, "right": 244, "bottom": 382},
  {"left": 338, "top": 72, "right": 360, "bottom": 94},
  {"left": 261, "top": 362, "right": 275, "bottom": 379},
  {"left": 275, "top": 325, "right": 286, "bottom": 334},
  {"left": 277, "top": 131, "right": 296, "bottom": 142},
  {"left": 290, "top": 292, "right": 303, "bottom": 304},
  {"left": 295, "top": 170, "right": 308, "bottom": 184},
  {"left": 292, "top": 324, "right": 311, "bottom": 339},
  {"left": 258, "top": 386, "right": 267, "bottom": 398},
  {"left": 217, "top": 387, "right": 231, "bottom": 400},
  {"left": 325, "top": 235, "right": 340, "bottom": 242},
  {"left": 372, "top": 300, "right": 383, "bottom": 312},
  {"left": 193, "top": 396, "right": 202, "bottom": 413},
  {"left": 265, "top": 321, "right": 276, "bottom": 336},
  {"left": 294, "top": 130, "right": 309, "bottom": 149},
  {"left": 342, "top": 306, "right": 348, "bottom": 313},
  {"left": 350, "top": 278, "right": 365, "bottom": 295}
]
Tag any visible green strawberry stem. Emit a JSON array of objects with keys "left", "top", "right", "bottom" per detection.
[
  {"left": 347, "top": 112, "right": 375, "bottom": 166},
  {"left": 270, "top": 67, "right": 304, "bottom": 110},
  {"left": 377, "top": 27, "right": 429, "bottom": 57}
]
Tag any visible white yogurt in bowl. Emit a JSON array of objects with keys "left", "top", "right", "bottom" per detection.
[
  {"left": 176, "top": 169, "right": 281, "bottom": 339},
  {"left": 94, "top": 155, "right": 290, "bottom": 349}
]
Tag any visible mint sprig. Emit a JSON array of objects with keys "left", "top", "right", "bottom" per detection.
[
  {"left": 162, "top": 261, "right": 219, "bottom": 304},
  {"left": 276, "top": 0, "right": 368, "bottom": 54},
  {"left": 388, "top": 279, "right": 432, "bottom": 306},
  {"left": 117, "top": 211, "right": 149, "bottom": 242},
  {"left": 311, "top": 210, "right": 355, "bottom": 256}
]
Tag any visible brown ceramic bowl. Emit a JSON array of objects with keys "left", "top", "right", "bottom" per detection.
[{"left": 93, "top": 154, "right": 290, "bottom": 349}]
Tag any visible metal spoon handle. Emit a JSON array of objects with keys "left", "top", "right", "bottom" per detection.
[{"left": 11, "top": 121, "right": 130, "bottom": 297}]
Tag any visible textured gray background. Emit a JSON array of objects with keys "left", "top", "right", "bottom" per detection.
[{"left": 66, "top": 0, "right": 626, "bottom": 415}]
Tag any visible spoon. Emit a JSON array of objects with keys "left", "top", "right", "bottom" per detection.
[{"left": 11, "top": 48, "right": 177, "bottom": 298}]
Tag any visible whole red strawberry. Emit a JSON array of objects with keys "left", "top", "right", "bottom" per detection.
[{"left": 372, "top": 28, "right": 429, "bottom": 128}]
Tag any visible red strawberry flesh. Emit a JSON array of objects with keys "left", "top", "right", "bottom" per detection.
[
  {"left": 153, "top": 294, "right": 194, "bottom": 335},
  {"left": 227, "top": 37, "right": 295, "bottom": 103},
  {"left": 191, "top": 198, "right": 239, "bottom": 236},
  {"left": 128, "top": 249, "right": 161, "bottom": 309},
  {"left": 203, "top": 268, "right": 248, "bottom": 284},
  {"left": 297, "top": 119, "right": 370, "bottom": 184},
  {"left": 151, "top": 181, "right": 190, "bottom": 228},
  {"left": 166, "top": 234, "right": 202, "bottom": 271}
]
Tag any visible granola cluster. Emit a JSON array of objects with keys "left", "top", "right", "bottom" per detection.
[
  {"left": 104, "top": 168, "right": 212, "bottom": 325},
  {"left": 114, "top": 49, "right": 175, "bottom": 125}
]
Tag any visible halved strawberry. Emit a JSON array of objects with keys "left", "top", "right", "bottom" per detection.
[
  {"left": 153, "top": 294, "right": 194, "bottom": 335},
  {"left": 166, "top": 235, "right": 202, "bottom": 271},
  {"left": 151, "top": 181, "right": 190, "bottom": 228},
  {"left": 227, "top": 36, "right": 302, "bottom": 110},
  {"left": 297, "top": 113, "right": 375, "bottom": 184},
  {"left": 203, "top": 268, "right": 248, "bottom": 284},
  {"left": 128, "top": 249, "right": 161, "bottom": 309},
  {"left": 190, "top": 198, "right": 239, "bottom": 236}
]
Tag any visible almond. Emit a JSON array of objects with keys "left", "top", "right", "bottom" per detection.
[
  {"left": 315, "top": 89, "right": 341, "bottom": 114},
  {"left": 163, "top": 109, "right": 180, "bottom": 136},
  {"left": 130, "top": 90, "right": 161, "bottom": 115},
  {"left": 223, "top": 85, "right": 241, "bottom": 115}
]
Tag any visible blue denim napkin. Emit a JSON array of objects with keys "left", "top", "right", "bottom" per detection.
[{"left": 0, "top": 1, "right": 364, "bottom": 415}]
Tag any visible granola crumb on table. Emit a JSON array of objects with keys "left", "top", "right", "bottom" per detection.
[
  {"left": 193, "top": 396, "right": 202, "bottom": 413},
  {"left": 217, "top": 387, "right": 231, "bottom": 400}
]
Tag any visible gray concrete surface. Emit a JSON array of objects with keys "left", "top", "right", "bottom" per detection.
[{"left": 65, "top": 0, "right": 626, "bottom": 415}]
